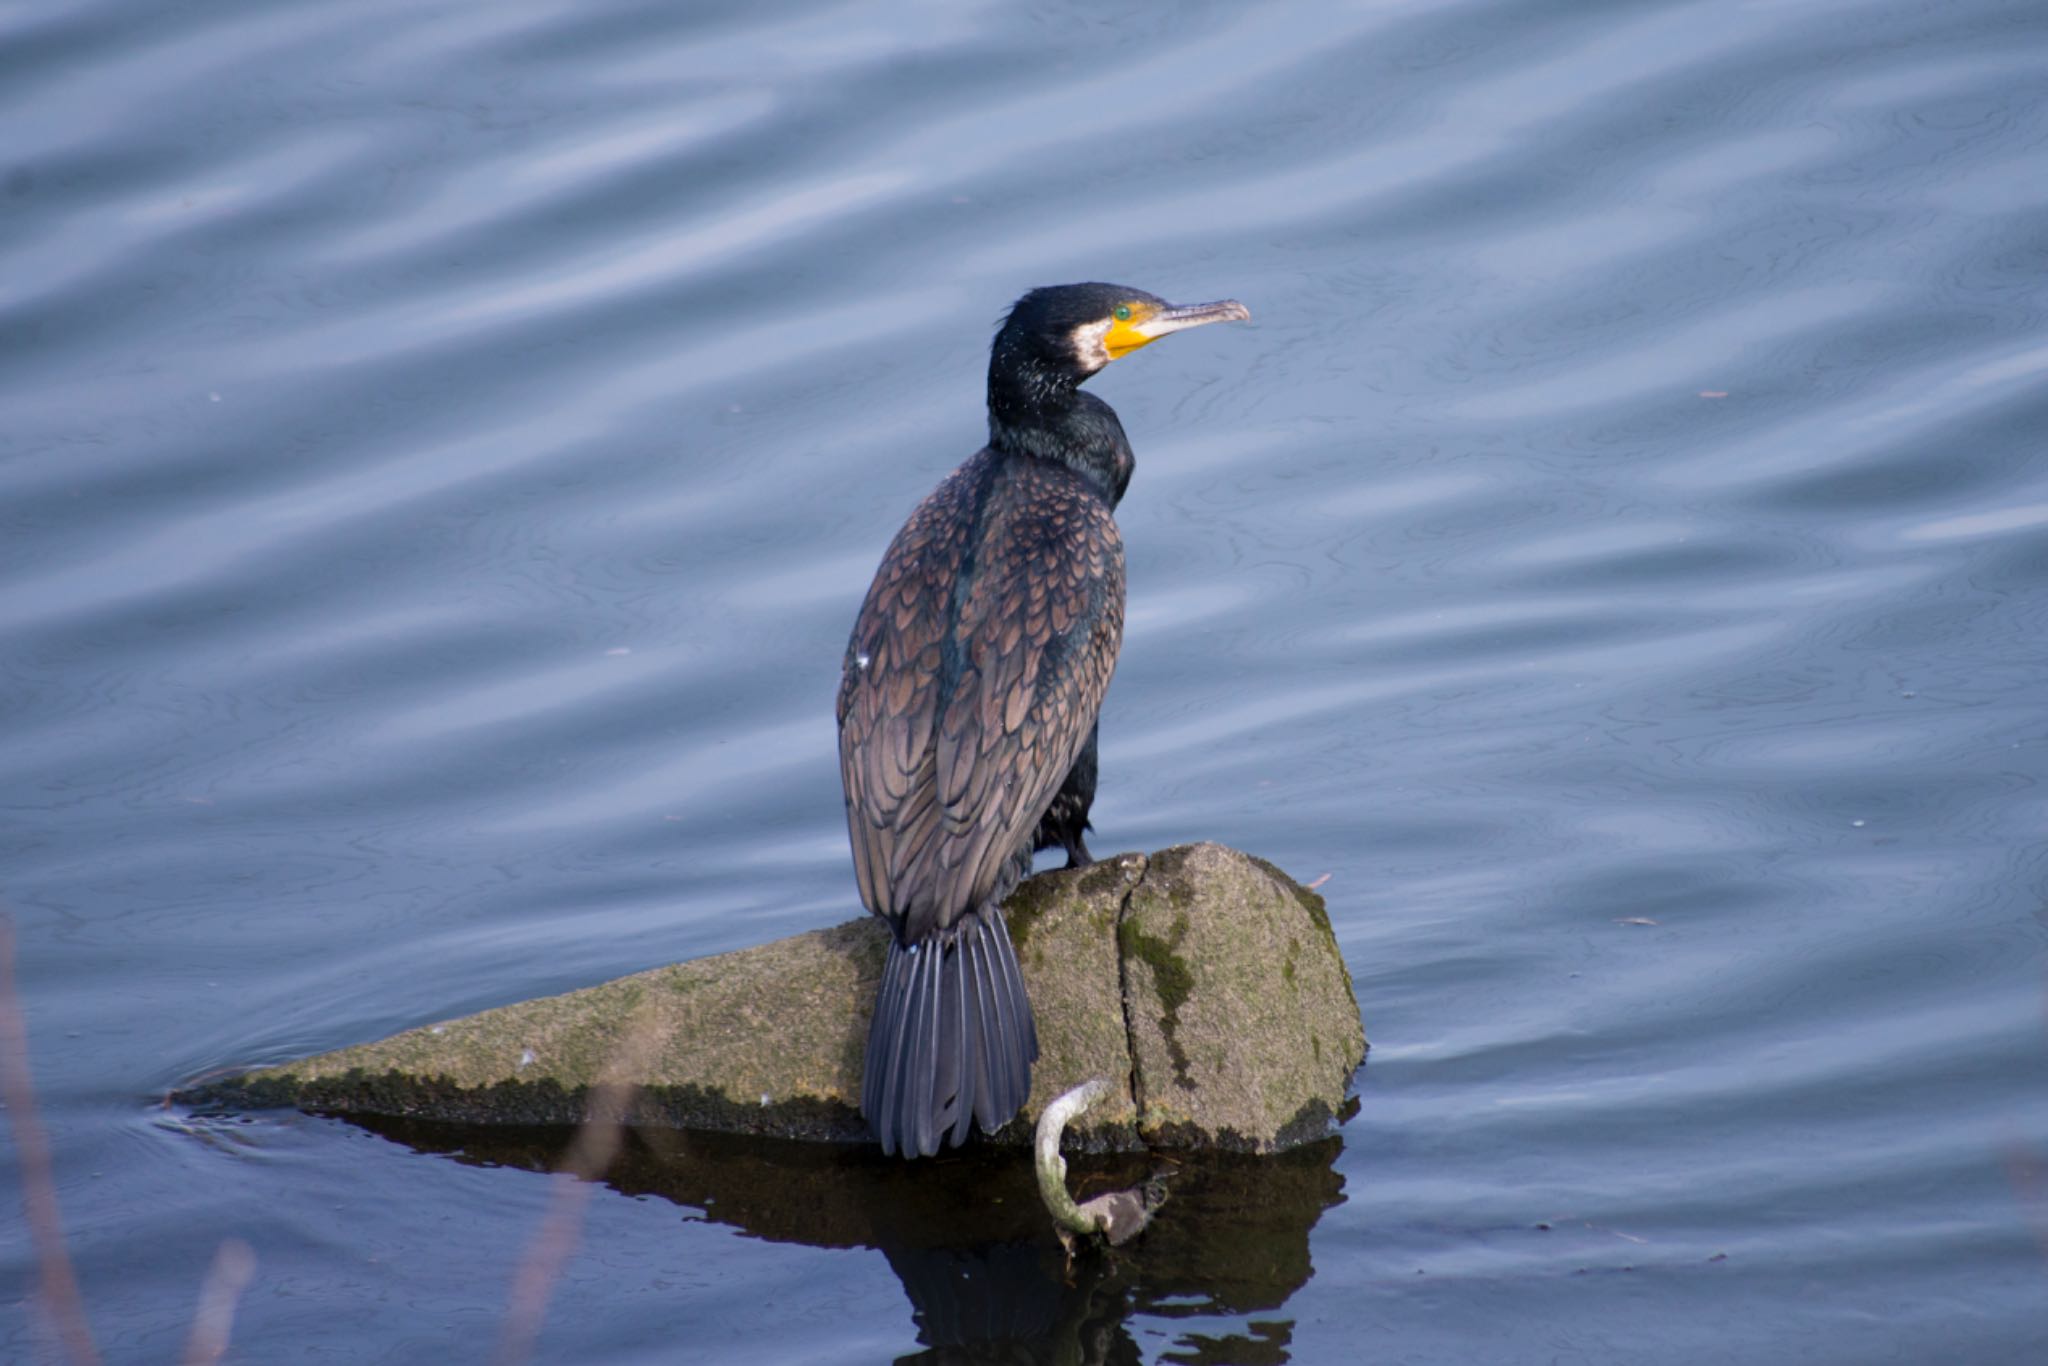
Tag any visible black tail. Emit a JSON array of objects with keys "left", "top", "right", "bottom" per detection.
[{"left": 862, "top": 904, "right": 1039, "bottom": 1158}]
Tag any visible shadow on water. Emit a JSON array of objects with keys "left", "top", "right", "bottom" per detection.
[{"left": 349, "top": 1113, "right": 1349, "bottom": 1364}]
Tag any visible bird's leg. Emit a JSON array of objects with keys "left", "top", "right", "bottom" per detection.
[{"left": 1033, "top": 725, "right": 1100, "bottom": 870}]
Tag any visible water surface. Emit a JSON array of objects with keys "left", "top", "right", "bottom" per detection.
[{"left": 5, "top": 0, "right": 2048, "bottom": 1361}]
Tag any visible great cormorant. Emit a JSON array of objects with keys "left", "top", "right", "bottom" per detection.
[{"left": 838, "top": 283, "right": 1251, "bottom": 1157}]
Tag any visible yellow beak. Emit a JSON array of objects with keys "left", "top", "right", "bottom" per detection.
[{"left": 1103, "top": 299, "right": 1253, "bottom": 360}]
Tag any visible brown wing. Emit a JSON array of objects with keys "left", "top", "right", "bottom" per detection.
[{"left": 839, "top": 452, "right": 1124, "bottom": 945}]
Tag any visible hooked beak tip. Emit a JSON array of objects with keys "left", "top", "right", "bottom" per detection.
[{"left": 1140, "top": 299, "right": 1252, "bottom": 339}]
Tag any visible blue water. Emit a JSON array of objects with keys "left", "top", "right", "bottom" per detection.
[{"left": 6, "top": 0, "right": 2048, "bottom": 1361}]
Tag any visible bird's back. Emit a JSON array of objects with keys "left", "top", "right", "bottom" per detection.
[{"left": 838, "top": 448, "right": 1124, "bottom": 946}]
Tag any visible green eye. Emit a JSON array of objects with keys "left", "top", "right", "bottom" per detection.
[{"left": 1113, "top": 305, "right": 1132, "bottom": 322}]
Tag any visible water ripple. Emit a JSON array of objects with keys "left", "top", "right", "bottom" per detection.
[{"left": 7, "top": 0, "right": 2048, "bottom": 1360}]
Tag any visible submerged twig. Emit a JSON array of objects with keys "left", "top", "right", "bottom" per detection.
[
  {"left": 1035, "top": 1079, "right": 1113, "bottom": 1236},
  {"left": 1033, "top": 1078, "right": 1165, "bottom": 1252}
]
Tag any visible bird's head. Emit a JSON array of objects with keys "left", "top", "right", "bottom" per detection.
[{"left": 994, "top": 282, "right": 1251, "bottom": 384}]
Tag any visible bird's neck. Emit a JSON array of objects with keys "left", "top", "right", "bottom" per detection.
[{"left": 987, "top": 359, "right": 1133, "bottom": 506}]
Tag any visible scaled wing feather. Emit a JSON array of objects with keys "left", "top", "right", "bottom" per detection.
[{"left": 839, "top": 453, "right": 1124, "bottom": 945}]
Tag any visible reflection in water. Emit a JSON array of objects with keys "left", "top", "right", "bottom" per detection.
[{"left": 351, "top": 1115, "right": 1348, "bottom": 1364}]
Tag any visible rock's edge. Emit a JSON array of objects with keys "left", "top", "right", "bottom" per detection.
[{"left": 184, "top": 845, "right": 1365, "bottom": 1154}]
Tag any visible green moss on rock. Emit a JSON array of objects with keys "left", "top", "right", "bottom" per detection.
[
  {"left": 1119, "top": 844, "right": 1366, "bottom": 1152},
  {"left": 1119, "top": 910, "right": 1197, "bottom": 1090}
]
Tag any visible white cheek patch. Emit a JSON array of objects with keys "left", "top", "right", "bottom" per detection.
[{"left": 1068, "top": 320, "right": 1112, "bottom": 371}]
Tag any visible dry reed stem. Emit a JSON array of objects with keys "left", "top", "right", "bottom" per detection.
[
  {"left": 179, "top": 1239, "right": 256, "bottom": 1366},
  {"left": 2004, "top": 1145, "right": 2048, "bottom": 1265},
  {"left": 0, "top": 915, "right": 102, "bottom": 1366},
  {"left": 493, "top": 1009, "right": 667, "bottom": 1366}
]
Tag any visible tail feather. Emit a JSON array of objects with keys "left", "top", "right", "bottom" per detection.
[
  {"left": 862, "top": 904, "right": 1039, "bottom": 1157},
  {"left": 907, "top": 941, "right": 940, "bottom": 1157},
  {"left": 863, "top": 937, "right": 909, "bottom": 1153},
  {"left": 939, "top": 934, "right": 973, "bottom": 1150},
  {"left": 956, "top": 927, "right": 990, "bottom": 1135},
  {"left": 987, "top": 904, "right": 1039, "bottom": 1074},
  {"left": 961, "top": 928, "right": 1000, "bottom": 1130}
]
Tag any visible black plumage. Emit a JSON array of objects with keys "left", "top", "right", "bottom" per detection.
[{"left": 837, "top": 283, "right": 1250, "bottom": 1157}]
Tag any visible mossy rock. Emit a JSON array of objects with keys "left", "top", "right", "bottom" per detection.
[
  {"left": 1120, "top": 844, "right": 1365, "bottom": 1151},
  {"left": 187, "top": 845, "right": 1366, "bottom": 1153}
]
